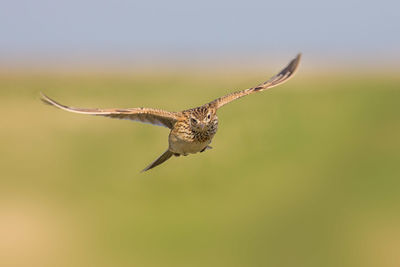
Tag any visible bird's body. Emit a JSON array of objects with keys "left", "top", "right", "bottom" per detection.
[
  {"left": 41, "top": 54, "right": 301, "bottom": 172},
  {"left": 169, "top": 106, "right": 218, "bottom": 155},
  {"left": 169, "top": 130, "right": 212, "bottom": 155}
]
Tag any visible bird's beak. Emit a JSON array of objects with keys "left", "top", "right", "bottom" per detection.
[{"left": 199, "top": 123, "right": 206, "bottom": 130}]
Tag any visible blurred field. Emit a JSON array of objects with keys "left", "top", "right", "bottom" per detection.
[{"left": 0, "top": 69, "right": 399, "bottom": 267}]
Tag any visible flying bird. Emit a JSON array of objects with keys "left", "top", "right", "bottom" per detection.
[{"left": 41, "top": 54, "right": 301, "bottom": 172}]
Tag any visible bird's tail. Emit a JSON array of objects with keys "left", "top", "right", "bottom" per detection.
[{"left": 141, "top": 149, "right": 173, "bottom": 172}]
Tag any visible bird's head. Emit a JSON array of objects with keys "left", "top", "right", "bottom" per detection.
[{"left": 189, "top": 107, "right": 217, "bottom": 132}]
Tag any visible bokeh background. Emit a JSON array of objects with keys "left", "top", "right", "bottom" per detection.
[{"left": 1, "top": 1, "right": 400, "bottom": 267}]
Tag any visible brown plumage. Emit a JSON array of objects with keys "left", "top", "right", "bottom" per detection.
[{"left": 41, "top": 53, "right": 301, "bottom": 172}]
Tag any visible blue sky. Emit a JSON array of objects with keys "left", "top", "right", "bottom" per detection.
[{"left": 1, "top": 0, "right": 399, "bottom": 65}]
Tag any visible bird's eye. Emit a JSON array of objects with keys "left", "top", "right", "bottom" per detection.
[
  {"left": 191, "top": 118, "right": 197, "bottom": 124},
  {"left": 207, "top": 114, "right": 211, "bottom": 119}
]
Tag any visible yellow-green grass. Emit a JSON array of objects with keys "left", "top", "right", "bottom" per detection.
[{"left": 0, "top": 70, "right": 399, "bottom": 267}]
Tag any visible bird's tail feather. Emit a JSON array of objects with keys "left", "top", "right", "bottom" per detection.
[{"left": 141, "top": 149, "right": 173, "bottom": 172}]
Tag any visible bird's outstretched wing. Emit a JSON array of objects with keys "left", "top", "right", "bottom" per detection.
[
  {"left": 41, "top": 93, "right": 180, "bottom": 129},
  {"left": 208, "top": 53, "right": 301, "bottom": 109}
]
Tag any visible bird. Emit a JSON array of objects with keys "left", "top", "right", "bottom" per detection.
[{"left": 41, "top": 53, "right": 301, "bottom": 172}]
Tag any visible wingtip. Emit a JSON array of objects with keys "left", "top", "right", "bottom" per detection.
[
  {"left": 39, "top": 91, "right": 49, "bottom": 99},
  {"left": 39, "top": 92, "right": 66, "bottom": 109},
  {"left": 40, "top": 91, "right": 52, "bottom": 105},
  {"left": 294, "top": 52, "right": 302, "bottom": 64},
  {"left": 289, "top": 53, "right": 302, "bottom": 73},
  {"left": 295, "top": 53, "right": 302, "bottom": 64}
]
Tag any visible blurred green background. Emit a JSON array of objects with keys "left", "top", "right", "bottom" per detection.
[{"left": 0, "top": 68, "right": 399, "bottom": 267}]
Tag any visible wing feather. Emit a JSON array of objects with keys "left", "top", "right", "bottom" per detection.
[
  {"left": 41, "top": 93, "right": 179, "bottom": 129},
  {"left": 209, "top": 53, "right": 301, "bottom": 109}
]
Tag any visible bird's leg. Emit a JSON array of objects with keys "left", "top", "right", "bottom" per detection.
[{"left": 173, "top": 153, "right": 181, "bottom": 157}]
